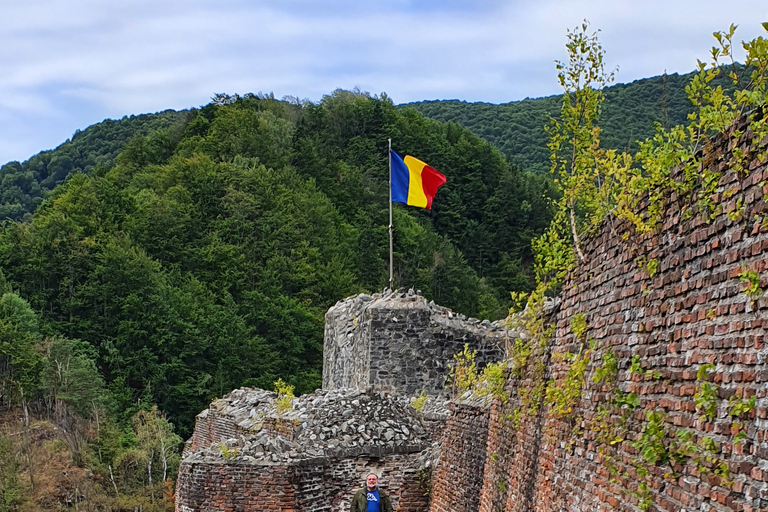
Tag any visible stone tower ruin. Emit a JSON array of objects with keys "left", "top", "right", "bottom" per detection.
[{"left": 322, "top": 288, "right": 510, "bottom": 396}]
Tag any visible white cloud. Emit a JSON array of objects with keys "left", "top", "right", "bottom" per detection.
[{"left": 1, "top": 0, "right": 767, "bottom": 163}]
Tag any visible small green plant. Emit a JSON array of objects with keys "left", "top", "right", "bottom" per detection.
[
  {"left": 728, "top": 394, "right": 756, "bottom": 418},
  {"left": 219, "top": 443, "right": 238, "bottom": 459},
  {"left": 633, "top": 410, "right": 668, "bottom": 465},
  {"left": 418, "top": 466, "right": 432, "bottom": 497},
  {"left": 739, "top": 267, "right": 762, "bottom": 301},
  {"left": 629, "top": 354, "right": 643, "bottom": 374},
  {"left": 669, "top": 428, "right": 699, "bottom": 464},
  {"left": 570, "top": 313, "right": 589, "bottom": 340},
  {"left": 613, "top": 390, "right": 639, "bottom": 411},
  {"left": 593, "top": 348, "right": 618, "bottom": 385},
  {"left": 727, "top": 198, "right": 745, "bottom": 221},
  {"left": 636, "top": 481, "right": 653, "bottom": 511},
  {"left": 728, "top": 394, "right": 756, "bottom": 443},
  {"left": 411, "top": 390, "right": 429, "bottom": 412},
  {"left": 476, "top": 361, "right": 508, "bottom": 402},
  {"left": 694, "top": 363, "right": 718, "bottom": 422},
  {"left": 448, "top": 344, "right": 478, "bottom": 395},
  {"left": 546, "top": 347, "right": 590, "bottom": 418},
  {"left": 274, "top": 378, "right": 295, "bottom": 415},
  {"left": 714, "top": 460, "right": 732, "bottom": 486},
  {"left": 496, "top": 477, "right": 507, "bottom": 493},
  {"left": 646, "top": 258, "right": 658, "bottom": 278},
  {"left": 510, "top": 338, "right": 532, "bottom": 378}
]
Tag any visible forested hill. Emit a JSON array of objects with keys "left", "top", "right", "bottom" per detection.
[
  {"left": 0, "top": 109, "right": 190, "bottom": 220},
  {"left": 0, "top": 69, "right": 727, "bottom": 224},
  {"left": 406, "top": 69, "right": 732, "bottom": 173},
  {"left": 0, "top": 91, "right": 552, "bottom": 438}
]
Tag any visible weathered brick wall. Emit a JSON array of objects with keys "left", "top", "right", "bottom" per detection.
[
  {"left": 429, "top": 398, "right": 491, "bottom": 512},
  {"left": 176, "top": 452, "right": 431, "bottom": 512},
  {"left": 478, "top": 119, "right": 768, "bottom": 511},
  {"left": 176, "top": 462, "right": 295, "bottom": 512},
  {"left": 324, "top": 289, "right": 509, "bottom": 396},
  {"left": 184, "top": 409, "right": 239, "bottom": 456}
]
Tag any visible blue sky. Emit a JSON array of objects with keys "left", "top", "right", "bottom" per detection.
[{"left": 1, "top": 0, "right": 767, "bottom": 165}]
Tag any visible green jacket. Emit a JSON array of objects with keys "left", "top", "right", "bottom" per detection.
[{"left": 350, "top": 487, "right": 393, "bottom": 512}]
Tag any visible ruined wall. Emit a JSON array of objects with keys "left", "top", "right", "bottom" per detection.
[
  {"left": 176, "top": 387, "right": 441, "bottom": 512},
  {"left": 477, "top": 118, "right": 768, "bottom": 511},
  {"left": 323, "top": 289, "right": 508, "bottom": 396},
  {"left": 183, "top": 388, "right": 274, "bottom": 456},
  {"left": 176, "top": 462, "right": 295, "bottom": 512},
  {"left": 428, "top": 397, "right": 491, "bottom": 512},
  {"left": 323, "top": 293, "right": 374, "bottom": 391}
]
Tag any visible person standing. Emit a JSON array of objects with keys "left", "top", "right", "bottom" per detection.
[{"left": 350, "top": 473, "right": 394, "bottom": 512}]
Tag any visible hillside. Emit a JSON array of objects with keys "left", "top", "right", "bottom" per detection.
[
  {"left": 2, "top": 91, "right": 553, "bottom": 510},
  {"left": 0, "top": 109, "right": 190, "bottom": 221},
  {"left": 0, "top": 69, "right": 732, "bottom": 224},
  {"left": 406, "top": 70, "right": 733, "bottom": 173}
]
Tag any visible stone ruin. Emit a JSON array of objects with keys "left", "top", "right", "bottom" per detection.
[
  {"left": 323, "top": 288, "right": 511, "bottom": 396},
  {"left": 176, "top": 288, "right": 510, "bottom": 512},
  {"left": 176, "top": 386, "right": 450, "bottom": 512}
]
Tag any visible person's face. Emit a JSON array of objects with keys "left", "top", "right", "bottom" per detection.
[{"left": 366, "top": 474, "right": 378, "bottom": 490}]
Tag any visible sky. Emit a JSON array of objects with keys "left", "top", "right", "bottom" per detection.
[{"left": 1, "top": 0, "right": 767, "bottom": 165}]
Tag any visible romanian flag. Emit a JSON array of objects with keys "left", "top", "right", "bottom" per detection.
[{"left": 390, "top": 151, "right": 446, "bottom": 209}]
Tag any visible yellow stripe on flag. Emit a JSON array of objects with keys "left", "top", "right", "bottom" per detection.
[{"left": 404, "top": 155, "right": 428, "bottom": 208}]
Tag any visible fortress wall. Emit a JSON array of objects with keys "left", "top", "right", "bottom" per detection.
[
  {"left": 428, "top": 398, "right": 491, "bottom": 512},
  {"left": 479, "top": 118, "right": 768, "bottom": 511},
  {"left": 323, "top": 289, "right": 509, "bottom": 396},
  {"left": 323, "top": 293, "right": 373, "bottom": 391},
  {"left": 367, "top": 302, "right": 503, "bottom": 397},
  {"left": 176, "top": 387, "right": 438, "bottom": 512},
  {"left": 175, "top": 461, "right": 295, "bottom": 512},
  {"left": 183, "top": 389, "right": 276, "bottom": 456},
  {"left": 184, "top": 409, "right": 240, "bottom": 456}
]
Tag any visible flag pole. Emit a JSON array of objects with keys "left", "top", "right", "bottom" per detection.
[{"left": 388, "top": 138, "right": 393, "bottom": 290}]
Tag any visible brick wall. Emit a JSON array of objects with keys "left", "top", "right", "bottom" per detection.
[
  {"left": 176, "top": 387, "right": 437, "bottom": 512},
  {"left": 175, "top": 451, "right": 432, "bottom": 512},
  {"left": 478, "top": 118, "right": 768, "bottom": 511},
  {"left": 183, "top": 388, "right": 276, "bottom": 457},
  {"left": 184, "top": 408, "right": 240, "bottom": 456},
  {"left": 176, "top": 462, "right": 295, "bottom": 512},
  {"left": 429, "top": 398, "right": 491, "bottom": 512}
]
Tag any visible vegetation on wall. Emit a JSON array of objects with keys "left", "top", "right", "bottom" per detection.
[{"left": 503, "top": 21, "right": 768, "bottom": 511}]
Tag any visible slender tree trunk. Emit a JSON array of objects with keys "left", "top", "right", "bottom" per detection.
[
  {"left": 159, "top": 424, "right": 168, "bottom": 483},
  {"left": 569, "top": 204, "right": 587, "bottom": 262},
  {"left": 109, "top": 464, "right": 119, "bottom": 495},
  {"left": 21, "top": 388, "right": 29, "bottom": 427},
  {"left": 148, "top": 459, "right": 153, "bottom": 502}
]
